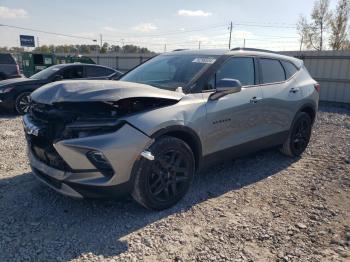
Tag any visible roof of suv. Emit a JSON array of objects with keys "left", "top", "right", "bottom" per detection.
[{"left": 166, "top": 48, "right": 303, "bottom": 68}]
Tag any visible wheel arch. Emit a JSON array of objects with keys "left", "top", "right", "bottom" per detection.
[
  {"left": 298, "top": 103, "right": 317, "bottom": 124},
  {"left": 150, "top": 125, "right": 202, "bottom": 170}
]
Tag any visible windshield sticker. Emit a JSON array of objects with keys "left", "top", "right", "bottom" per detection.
[{"left": 192, "top": 57, "right": 216, "bottom": 64}]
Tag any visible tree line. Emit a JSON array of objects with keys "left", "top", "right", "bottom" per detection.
[
  {"left": 0, "top": 43, "right": 155, "bottom": 54},
  {"left": 298, "top": 0, "right": 350, "bottom": 50}
]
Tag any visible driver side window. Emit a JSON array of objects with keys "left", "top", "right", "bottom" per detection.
[{"left": 205, "top": 57, "right": 255, "bottom": 90}]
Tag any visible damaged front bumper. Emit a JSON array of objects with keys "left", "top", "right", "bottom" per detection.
[{"left": 24, "top": 116, "right": 153, "bottom": 198}]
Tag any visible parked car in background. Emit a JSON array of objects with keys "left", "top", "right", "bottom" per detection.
[
  {"left": 23, "top": 48, "right": 319, "bottom": 210},
  {"left": 21, "top": 52, "right": 96, "bottom": 77},
  {"left": 108, "top": 70, "right": 124, "bottom": 80},
  {"left": 0, "top": 63, "right": 119, "bottom": 114},
  {"left": 0, "top": 53, "right": 21, "bottom": 80}
]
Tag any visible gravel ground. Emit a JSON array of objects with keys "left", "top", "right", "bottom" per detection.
[{"left": 0, "top": 104, "right": 349, "bottom": 262}]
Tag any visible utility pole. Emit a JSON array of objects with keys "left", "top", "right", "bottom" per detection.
[
  {"left": 36, "top": 36, "right": 40, "bottom": 48},
  {"left": 198, "top": 41, "right": 201, "bottom": 50},
  {"left": 100, "top": 34, "right": 103, "bottom": 49},
  {"left": 320, "top": 21, "right": 323, "bottom": 51},
  {"left": 299, "top": 36, "right": 303, "bottom": 52},
  {"left": 164, "top": 44, "right": 166, "bottom": 53},
  {"left": 228, "top": 21, "right": 233, "bottom": 49},
  {"left": 121, "top": 38, "right": 125, "bottom": 53},
  {"left": 243, "top": 38, "right": 246, "bottom": 48}
]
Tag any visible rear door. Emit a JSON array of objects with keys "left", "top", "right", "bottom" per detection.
[
  {"left": 59, "top": 66, "right": 84, "bottom": 80},
  {"left": 258, "top": 58, "right": 301, "bottom": 136},
  {"left": 202, "top": 56, "right": 265, "bottom": 156}
]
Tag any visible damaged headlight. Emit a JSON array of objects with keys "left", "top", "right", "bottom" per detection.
[
  {"left": 64, "top": 119, "right": 125, "bottom": 139},
  {"left": 0, "top": 87, "right": 14, "bottom": 94}
]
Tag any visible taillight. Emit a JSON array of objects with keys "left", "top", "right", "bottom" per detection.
[{"left": 314, "top": 83, "right": 320, "bottom": 93}]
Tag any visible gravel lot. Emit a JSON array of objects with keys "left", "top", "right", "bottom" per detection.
[{"left": 0, "top": 104, "right": 349, "bottom": 262}]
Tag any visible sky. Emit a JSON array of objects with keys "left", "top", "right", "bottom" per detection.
[{"left": 0, "top": 0, "right": 339, "bottom": 52}]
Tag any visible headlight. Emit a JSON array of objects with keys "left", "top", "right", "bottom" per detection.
[
  {"left": 64, "top": 119, "right": 125, "bottom": 138},
  {"left": 0, "top": 87, "right": 14, "bottom": 94}
]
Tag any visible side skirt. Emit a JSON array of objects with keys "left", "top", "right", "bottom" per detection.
[{"left": 199, "top": 131, "right": 289, "bottom": 170}]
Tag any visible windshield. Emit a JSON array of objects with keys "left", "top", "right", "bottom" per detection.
[
  {"left": 120, "top": 54, "right": 218, "bottom": 91},
  {"left": 29, "top": 65, "right": 64, "bottom": 80}
]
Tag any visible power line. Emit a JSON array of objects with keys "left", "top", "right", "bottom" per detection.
[
  {"left": 0, "top": 23, "right": 98, "bottom": 42},
  {"left": 1, "top": 22, "right": 298, "bottom": 46},
  {"left": 103, "top": 25, "right": 228, "bottom": 39},
  {"left": 233, "top": 22, "right": 296, "bottom": 29}
]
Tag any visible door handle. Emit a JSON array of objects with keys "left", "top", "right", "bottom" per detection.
[
  {"left": 250, "top": 97, "right": 262, "bottom": 104},
  {"left": 289, "top": 87, "right": 300, "bottom": 93}
]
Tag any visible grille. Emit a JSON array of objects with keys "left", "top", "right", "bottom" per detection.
[
  {"left": 28, "top": 134, "right": 71, "bottom": 171},
  {"left": 27, "top": 102, "right": 72, "bottom": 171}
]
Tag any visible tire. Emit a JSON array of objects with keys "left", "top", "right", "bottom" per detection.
[
  {"left": 280, "top": 112, "right": 312, "bottom": 157},
  {"left": 132, "top": 136, "right": 195, "bottom": 210},
  {"left": 15, "top": 92, "right": 31, "bottom": 115}
]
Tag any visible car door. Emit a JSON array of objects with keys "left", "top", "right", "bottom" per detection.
[
  {"left": 58, "top": 66, "right": 84, "bottom": 80},
  {"left": 202, "top": 56, "right": 264, "bottom": 156},
  {"left": 258, "top": 58, "right": 302, "bottom": 136}
]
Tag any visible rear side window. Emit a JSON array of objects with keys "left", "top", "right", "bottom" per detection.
[
  {"left": 281, "top": 60, "right": 298, "bottom": 79},
  {"left": 0, "top": 54, "right": 16, "bottom": 64},
  {"left": 60, "top": 66, "right": 84, "bottom": 79},
  {"left": 216, "top": 57, "right": 255, "bottom": 86},
  {"left": 85, "top": 66, "right": 115, "bottom": 77},
  {"left": 260, "top": 58, "right": 285, "bottom": 84}
]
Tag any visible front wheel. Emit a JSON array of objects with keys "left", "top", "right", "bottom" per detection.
[
  {"left": 132, "top": 136, "right": 195, "bottom": 210},
  {"left": 15, "top": 92, "right": 31, "bottom": 115},
  {"left": 280, "top": 112, "right": 312, "bottom": 157}
]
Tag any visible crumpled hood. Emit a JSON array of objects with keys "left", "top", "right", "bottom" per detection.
[
  {"left": 30, "top": 80, "right": 185, "bottom": 104},
  {"left": 0, "top": 77, "right": 41, "bottom": 87}
]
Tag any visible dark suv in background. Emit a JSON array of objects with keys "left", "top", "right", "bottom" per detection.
[
  {"left": 0, "top": 53, "right": 21, "bottom": 80},
  {"left": 0, "top": 63, "right": 122, "bottom": 114}
]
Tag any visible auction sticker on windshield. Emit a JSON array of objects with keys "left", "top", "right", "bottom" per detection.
[{"left": 192, "top": 57, "right": 216, "bottom": 64}]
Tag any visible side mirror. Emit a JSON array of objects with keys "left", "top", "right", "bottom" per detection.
[
  {"left": 53, "top": 75, "right": 63, "bottom": 82},
  {"left": 209, "top": 78, "right": 242, "bottom": 100}
]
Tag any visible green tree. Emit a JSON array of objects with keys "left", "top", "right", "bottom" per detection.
[{"left": 100, "top": 42, "right": 109, "bottom": 53}]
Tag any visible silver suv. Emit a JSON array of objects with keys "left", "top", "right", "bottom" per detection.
[{"left": 23, "top": 48, "right": 319, "bottom": 210}]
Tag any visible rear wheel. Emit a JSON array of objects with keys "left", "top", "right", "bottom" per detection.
[
  {"left": 132, "top": 136, "right": 195, "bottom": 210},
  {"left": 15, "top": 92, "right": 31, "bottom": 115},
  {"left": 280, "top": 112, "right": 312, "bottom": 157}
]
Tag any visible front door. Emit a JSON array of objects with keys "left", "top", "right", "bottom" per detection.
[{"left": 202, "top": 57, "right": 264, "bottom": 156}]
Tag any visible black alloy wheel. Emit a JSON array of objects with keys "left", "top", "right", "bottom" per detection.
[
  {"left": 132, "top": 136, "right": 195, "bottom": 210},
  {"left": 290, "top": 116, "right": 311, "bottom": 155},
  {"left": 148, "top": 149, "right": 191, "bottom": 202},
  {"left": 280, "top": 112, "right": 312, "bottom": 157},
  {"left": 15, "top": 92, "right": 31, "bottom": 115}
]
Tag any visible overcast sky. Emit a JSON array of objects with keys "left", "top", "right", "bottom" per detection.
[{"left": 0, "top": 0, "right": 339, "bottom": 52}]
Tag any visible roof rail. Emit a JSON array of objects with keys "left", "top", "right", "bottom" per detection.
[
  {"left": 172, "top": 49, "right": 189, "bottom": 52},
  {"left": 230, "top": 47, "right": 278, "bottom": 54}
]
